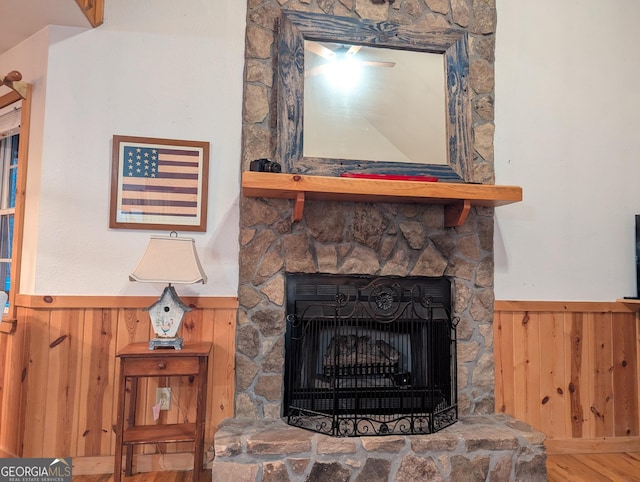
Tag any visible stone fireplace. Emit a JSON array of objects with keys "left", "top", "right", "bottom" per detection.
[
  {"left": 212, "top": 1, "right": 546, "bottom": 480},
  {"left": 236, "top": 199, "right": 495, "bottom": 420},
  {"left": 236, "top": 0, "right": 498, "bottom": 421}
]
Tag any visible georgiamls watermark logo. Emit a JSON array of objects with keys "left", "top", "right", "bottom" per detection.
[{"left": 0, "top": 457, "right": 72, "bottom": 481}]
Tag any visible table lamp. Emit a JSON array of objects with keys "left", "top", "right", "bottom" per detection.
[{"left": 129, "top": 233, "right": 207, "bottom": 350}]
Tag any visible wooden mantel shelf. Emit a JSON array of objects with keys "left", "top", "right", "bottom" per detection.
[{"left": 242, "top": 172, "right": 523, "bottom": 227}]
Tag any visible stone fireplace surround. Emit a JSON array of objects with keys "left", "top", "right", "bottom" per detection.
[
  {"left": 213, "top": 0, "right": 547, "bottom": 480},
  {"left": 238, "top": 200, "right": 497, "bottom": 418},
  {"left": 236, "top": 0, "right": 501, "bottom": 423}
]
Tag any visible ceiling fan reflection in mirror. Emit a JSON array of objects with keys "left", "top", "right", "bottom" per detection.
[{"left": 305, "top": 41, "right": 396, "bottom": 80}]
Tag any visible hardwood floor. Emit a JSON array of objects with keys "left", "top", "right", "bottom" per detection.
[
  {"left": 68, "top": 453, "right": 640, "bottom": 481},
  {"left": 547, "top": 452, "right": 640, "bottom": 481},
  {"left": 72, "top": 470, "right": 212, "bottom": 481}
]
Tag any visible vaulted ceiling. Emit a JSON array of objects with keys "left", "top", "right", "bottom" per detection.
[{"left": 0, "top": 0, "right": 96, "bottom": 56}]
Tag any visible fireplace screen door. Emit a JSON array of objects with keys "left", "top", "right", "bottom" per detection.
[{"left": 283, "top": 273, "right": 458, "bottom": 437}]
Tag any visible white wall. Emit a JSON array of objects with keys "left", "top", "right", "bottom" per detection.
[
  {"left": 0, "top": 0, "right": 246, "bottom": 297},
  {"left": 7, "top": 1, "right": 638, "bottom": 302},
  {"left": 494, "top": 0, "right": 640, "bottom": 301}
]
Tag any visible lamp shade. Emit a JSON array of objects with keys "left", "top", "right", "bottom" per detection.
[{"left": 129, "top": 235, "right": 207, "bottom": 284}]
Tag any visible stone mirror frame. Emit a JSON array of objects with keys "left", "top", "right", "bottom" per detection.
[{"left": 277, "top": 10, "right": 472, "bottom": 182}]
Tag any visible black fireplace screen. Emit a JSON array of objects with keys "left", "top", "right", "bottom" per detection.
[{"left": 283, "top": 273, "right": 458, "bottom": 437}]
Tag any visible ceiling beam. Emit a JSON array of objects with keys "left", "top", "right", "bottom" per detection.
[{"left": 75, "top": 0, "right": 104, "bottom": 27}]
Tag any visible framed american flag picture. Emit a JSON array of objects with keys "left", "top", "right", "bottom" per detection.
[{"left": 110, "top": 135, "right": 209, "bottom": 231}]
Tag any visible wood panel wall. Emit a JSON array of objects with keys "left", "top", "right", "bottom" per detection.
[
  {"left": 6, "top": 297, "right": 638, "bottom": 463},
  {"left": 0, "top": 295, "right": 236, "bottom": 472},
  {"left": 494, "top": 301, "right": 640, "bottom": 454}
]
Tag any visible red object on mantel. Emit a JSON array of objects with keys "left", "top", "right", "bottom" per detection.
[{"left": 340, "top": 172, "right": 439, "bottom": 182}]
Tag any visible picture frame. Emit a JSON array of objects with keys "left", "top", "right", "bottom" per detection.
[{"left": 110, "top": 135, "right": 209, "bottom": 231}]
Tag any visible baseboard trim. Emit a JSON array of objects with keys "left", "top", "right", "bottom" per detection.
[
  {"left": 545, "top": 436, "right": 640, "bottom": 454},
  {"left": 71, "top": 452, "right": 215, "bottom": 475}
]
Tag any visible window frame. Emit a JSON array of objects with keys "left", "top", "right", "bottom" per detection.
[{"left": 0, "top": 84, "right": 31, "bottom": 321}]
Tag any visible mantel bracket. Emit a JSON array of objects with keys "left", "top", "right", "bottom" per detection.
[
  {"left": 292, "top": 192, "right": 305, "bottom": 222},
  {"left": 444, "top": 200, "right": 471, "bottom": 227}
]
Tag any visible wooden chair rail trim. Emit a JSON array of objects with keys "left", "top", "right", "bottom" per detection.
[
  {"left": 13, "top": 294, "right": 238, "bottom": 310},
  {"left": 494, "top": 300, "right": 637, "bottom": 313}
]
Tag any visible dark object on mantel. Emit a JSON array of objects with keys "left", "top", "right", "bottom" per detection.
[{"left": 250, "top": 158, "right": 281, "bottom": 173}]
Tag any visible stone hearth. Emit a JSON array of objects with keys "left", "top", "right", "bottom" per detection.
[{"left": 212, "top": 415, "right": 546, "bottom": 481}]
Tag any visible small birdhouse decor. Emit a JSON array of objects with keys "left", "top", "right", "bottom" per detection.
[{"left": 146, "top": 285, "right": 192, "bottom": 350}]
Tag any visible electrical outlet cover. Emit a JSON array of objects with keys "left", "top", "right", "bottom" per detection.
[{"left": 156, "top": 387, "right": 171, "bottom": 410}]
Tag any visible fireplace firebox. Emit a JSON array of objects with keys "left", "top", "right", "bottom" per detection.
[{"left": 283, "top": 273, "right": 458, "bottom": 436}]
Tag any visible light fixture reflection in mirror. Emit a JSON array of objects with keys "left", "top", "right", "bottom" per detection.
[
  {"left": 303, "top": 40, "right": 447, "bottom": 165},
  {"left": 323, "top": 56, "right": 362, "bottom": 91}
]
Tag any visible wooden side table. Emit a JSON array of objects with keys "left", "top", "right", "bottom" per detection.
[{"left": 114, "top": 342, "right": 212, "bottom": 482}]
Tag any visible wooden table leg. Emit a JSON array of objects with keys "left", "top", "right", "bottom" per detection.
[
  {"left": 192, "top": 356, "right": 208, "bottom": 482},
  {"left": 125, "top": 377, "right": 138, "bottom": 476},
  {"left": 114, "top": 364, "right": 127, "bottom": 482}
]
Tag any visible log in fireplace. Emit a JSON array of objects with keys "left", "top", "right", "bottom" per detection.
[{"left": 284, "top": 273, "right": 458, "bottom": 436}]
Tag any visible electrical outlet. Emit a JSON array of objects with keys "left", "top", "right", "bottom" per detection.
[{"left": 156, "top": 387, "right": 171, "bottom": 411}]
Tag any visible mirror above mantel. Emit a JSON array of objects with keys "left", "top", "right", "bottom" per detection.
[
  {"left": 276, "top": 10, "right": 472, "bottom": 182},
  {"left": 303, "top": 40, "right": 448, "bottom": 167}
]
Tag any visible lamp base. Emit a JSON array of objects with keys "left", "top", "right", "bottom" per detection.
[{"left": 148, "top": 337, "right": 183, "bottom": 350}]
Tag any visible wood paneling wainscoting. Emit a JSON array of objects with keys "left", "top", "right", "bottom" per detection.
[
  {"left": 0, "top": 295, "right": 236, "bottom": 474},
  {"left": 494, "top": 300, "right": 640, "bottom": 454}
]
